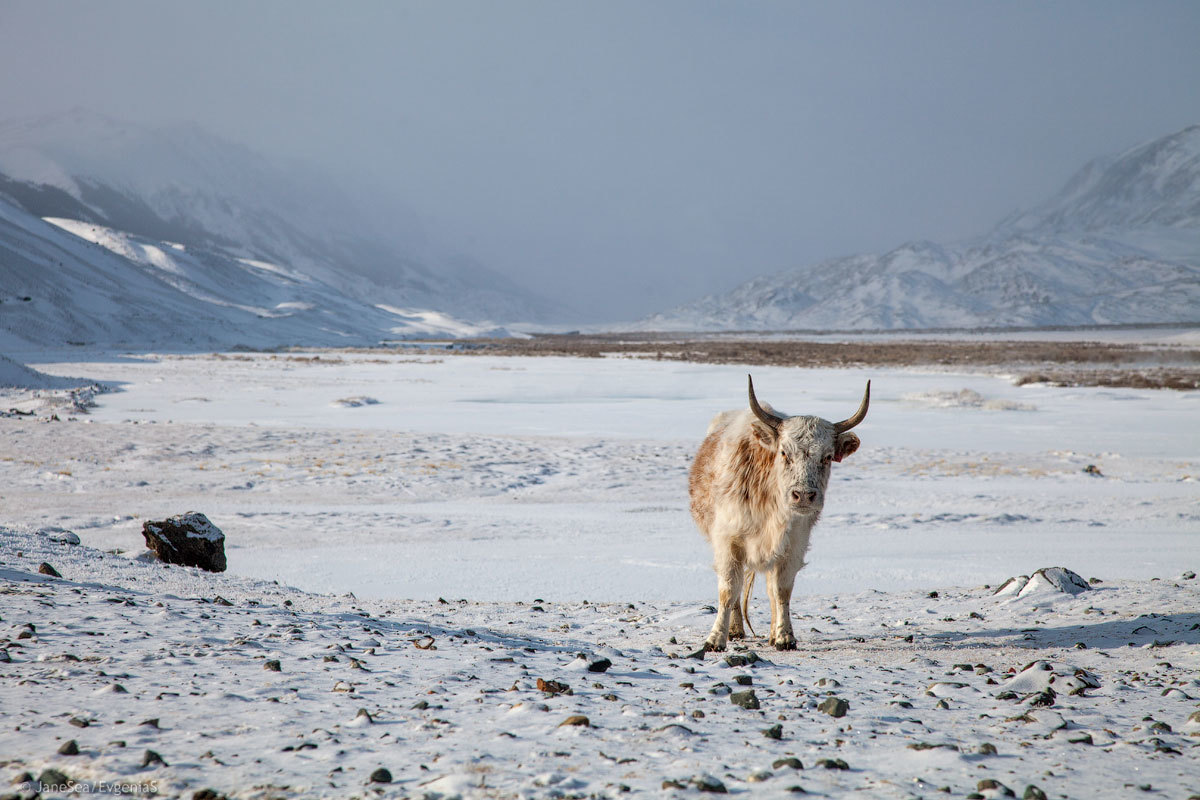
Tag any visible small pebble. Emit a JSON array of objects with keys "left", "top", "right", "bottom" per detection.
[
  {"left": 369, "top": 768, "right": 392, "bottom": 784},
  {"left": 58, "top": 739, "right": 80, "bottom": 755}
]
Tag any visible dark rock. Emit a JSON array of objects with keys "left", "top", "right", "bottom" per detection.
[
  {"left": 977, "top": 743, "right": 998, "bottom": 755},
  {"left": 977, "top": 779, "right": 1015, "bottom": 797},
  {"left": 815, "top": 758, "right": 849, "bottom": 770},
  {"left": 37, "top": 769, "right": 71, "bottom": 789},
  {"left": 213, "top": 596, "right": 233, "bottom": 606},
  {"left": 1028, "top": 689, "right": 1056, "bottom": 707},
  {"left": 724, "top": 652, "right": 760, "bottom": 667},
  {"left": 558, "top": 715, "right": 590, "bottom": 727},
  {"left": 58, "top": 738, "right": 80, "bottom": 755},
  {"left": 38, "top": 562, "right": 62, "bottom": 577},
  {"left": 264, "top": 659, "right": 281, "bottom": 672},
  {"left": 192, "top": 790, "right": 229, "bottom": 800},
  {"left": 662, "top": 780, "right": 685, "bottom": 790},
  {"left": 68, "top": 717, "right": 89, "bottom": 728},
  {"left": 787, "top": 786, "right": 807, "bottom": 794},
  {"left": 141, "top": 512, "right": 227, "bottom": 572},
  {"left": 586, "top": 656, "right": 613, "bottom": 673},
  {"left": 1067, "top": 732, "right": 1093, "bottom": 745},
  {"left": 368, "top": 768, "right": 392, "bottom": 784},
  {"left": 772, "top": 757, "right": 803, "bottom": 770},
  {"left": 11, "top": 772, "right": 33, "bottom": 786},
  {"left": 139, "top": 718, "right": 160, "bottom": 728},
  {"left": 142, "top": 749, "right": 167, "bottom": 767},
  {"left": 1024, "top": 786, "right": 1048, "bottom": 800},
  {"left": 690, "top": 774, "right": 727, "bottom": 793},
  {"left": 1082, "top": 464, "right": 1103, "bottom": 476},
  {"left": 537, "top": 678, "right": 571, "bottom": 695},
  {"left": 733, "top": 674, "right": 753, "bottom": 686},
  {"left": 762, "top": 724, "right": 783, "bottom": 740},
  {"left": 818, "top": 697, "right": 849, "bottom": 718},
  {"left": 730, "top": 689, "right": 760, "bottom": 709}
]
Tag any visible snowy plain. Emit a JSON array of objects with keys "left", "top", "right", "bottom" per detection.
[{"left": 2, "top": 350, "right": 1198, "bottom": 797}]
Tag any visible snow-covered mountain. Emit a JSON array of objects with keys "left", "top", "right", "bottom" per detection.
[
  {"left": 0, "top": 192, "right": 511, "bottom": 351},
  {"left": 640, "top": 125, "right": 1200, "bottom": 331},
  {"left": 0, "top": 109, "right": 552, "bottom": 328}
]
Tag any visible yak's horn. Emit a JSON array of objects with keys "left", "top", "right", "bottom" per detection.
[
  {"left": 748, "top": 374, "right": 783, "bottom": 432},
  {"left": 833, "top": 381, "right": 871, "bottom": 433}
]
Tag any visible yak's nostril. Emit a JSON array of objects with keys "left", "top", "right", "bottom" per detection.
[{"left": 791, "top": 490, "right": 817, "bottom": 505}]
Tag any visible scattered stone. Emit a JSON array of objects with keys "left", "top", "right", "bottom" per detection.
[
  {"left": 1182, "top": 571, "right": 1196, "bottom": 580},
  {"left": 58, "top": 739, "right": 80, "bottom": 755},
  {"left": 747, "top": 770, "right": 772, "bottom": 783},
  {"left": 368, "top": 768, "right": 392, "bottom": 784},
  {"left": 773, "top": 757, "right": 803, "bottom": 770},
  {"left": 0, "top": 649, "right": 8, "bottom": 663},
  {"left": 559, "top": 715, "right": 590, "bottom": 728},
  {"left": 1066, "top": 732, "right": 1093, "bottom": 745},
  {"left": 978, "top": 779, "right": 1015, "bottom": 797},
  {"left": 263, "top": 659, "right": 281, "bottom": 672},
  {"left": 724, "top": 652, "right": 759, "bottom": 667},
  {"left": 818, "top": 697, "right": 849, "bottom": 718},
  {"left": 1082, "top": 464, "right": 1103, "bottom": 477},
  {"left": 733, "top": 674, "right": 753, "bottom": 686},
  {"left": 762, "top": 724, "right": 783, "bottom": 740},
  {"left": 934, "top": 699, "right": 950, "bottom": 710},
  {"left": 139, "top": 718, "right": 160, "bottom": 729},
  {"left": 815, "top": 758, "right": 849, "bottom": 770},
  {"left": 411, "top": 700, "right": 429, "bottom": 709},
  {"left": 37, "top": 769, "right": 71, "bottom": 789},
  {"left": 977, "top": 743, "right": 998, "bottom": 755},
  {"left": 537, "top": 678, "right": 571, "bottom": 695},
  {"left": 68, "top": 716, "right": 89, "bottom": 728},
  {"left": 192, "top": 790, "right": 228, "bottom": 800},
  {"left": 907, "top": 742, "right": 958, "bottom": 751},
  {"left": 353, "top": 708, "right": 374, "bottom": 725},
  {"left": 332, "top": 681, "right": 354, "bottom": 693},
  {"left": 662, "top": 780, "right": 685, "bottom": 790},
  {"left": 730, "top": 689, "right": 760, "bottom": 709},
  {"left": 141, "top": 512, "right": 227, "bottom": 572},
  {"left": 689, "top": 774, "right": 727, "bottom": 793},
  {"left": 142, "top": 749, "right": 167, "bottom": 767},
  {"left": 584, "top": 655, "right": 612, "bottom": 673},
  {"left": 39, "top": 527, "right": 80, "bottom": 545},
  {"left": 994, "top": 567, "right": 1090, "bottom": 599},
  {"left": 11, "top": 772, "right": 34, "bottom": 786},
  {"left": 213, "top": 596, "right": 233, "bottom": 607},
  {"left": 38, "top": 562, "right": 62, "bottom": 577},
  {"left": 1023, "top": 786, "right": 1047, "bottom": 800},
  {"left": 814, "top": 677, "right": 841, "bottom": 688}
]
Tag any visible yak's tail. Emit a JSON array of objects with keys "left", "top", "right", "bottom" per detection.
[{"left": 741, "top": 570, "right": 757, "bottom": 639}]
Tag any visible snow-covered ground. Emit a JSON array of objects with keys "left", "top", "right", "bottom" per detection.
[{"left": 2, "top": 351, "right": 1198, "bottom": 797}]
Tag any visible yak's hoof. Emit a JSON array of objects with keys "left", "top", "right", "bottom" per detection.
[
  {"left": 703, "top": 639, "right": 727, "bottom": 653},
  {"left": 729, "top": 630, "right": 747, "bottom": 640},
  {"left": 771, "top": 634, "right": 797, "bottom": 651}
]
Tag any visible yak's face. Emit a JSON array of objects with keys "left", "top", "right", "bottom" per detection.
[
  {"left": 746, "top": 375, "right": 869, "bottom": 515},
  {"left": 772, "top": 417, "right": 859, "bottom": 514}
]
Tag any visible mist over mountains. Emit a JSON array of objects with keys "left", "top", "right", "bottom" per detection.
[
  {"left": 0, "top": 110, "right": 553, "bottom": 349},
  {"left": 639, "top": 125, "right": 1200, "bottom": 331}
]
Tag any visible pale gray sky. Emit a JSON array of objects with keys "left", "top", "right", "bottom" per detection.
[{"left": 2, "top": 1, "right": 1199, "bottom": 320}]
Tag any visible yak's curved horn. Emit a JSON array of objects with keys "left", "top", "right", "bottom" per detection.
[
  {"left": 833, "top": 380, "right": 871, "bottom": 433},
  {"left": 747, "top": 374, "right": 783, "bottom": 432}
]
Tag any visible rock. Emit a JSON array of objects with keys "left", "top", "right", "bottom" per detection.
[
  {"left": 747, "top": 770, "right": 772, "bottom": 783},
  {"left": 142, "top": 749, "right": 167, "bottom": 767},
  {"left": 332, "top": 681, "right": 354, "bottom": 693},
  {"left": 263, "top": 659, "right": 281, "bottom": 672},
  {"left": 730, "top": 689, "right": 760, "bottom": 709},
  {"left": 995, "top": 567, "right": 1090, "bottom": 599},
  {"left": 139, "top": 718, "right": 160, "bottom": 728},
  {"left": 69, "top": 716, "right": 89, "bottom": 728},
  {"left": 689, "top": 774, "right": 727, "bottom": 793},
  {"left": 815, "top": 758, "right": 849, "bottom": 770},
  {"left": 38, "top": 562, "right": 62, "bottom": 577},
  {"left": 537, "top": 678, "right": 571, "bottom": 695},
  {"left": 724, "top": 652, "right": 760, "bottom": 667},
  {"left": 368, "top": 768, "right": 392, "bottom": 784},
  {"left": 10, "top": 772, "right": 34, "bottom": 786},
  {"left": 977, "top": 743, "right": 998, "bottom": 755},
  {"left": 733, "top": 674, "right": 753, "bottom": 685},
  {"left": 37, "top": 769, "right": 71, "bottom": 789},
  {"left": 814, "top": 677, "right": 841, "bottom": 688},
  {"left": 558, "top": 715, "right": 590, "bottom": 727},
  {"left": 39, "top": 527, "right": 80, "bottom": 545},
  {"left": 762, "top": 724, "right": 783, "bottom": 740},
  {"left": 1082, "top": 464, "right": 1103, "bottom": 477},
  {"left": 192, "top": 791, "right": 228, "bottom": 800},
  {"left": 585, "top": 655, "right": 612, "bottom": 673},
  {"left": 977, "top": 779, "right": 1015, "bottom": 797},
  {"left": 141, "top": 512, "right": 227, "bottom": 572},
  {"left": 352, "top": 708, "right": 374, "bottom": 725},
  {"left": 1182, "top": 709, "right": 1200, "bottom": 734},
  {"left": 0, "top": 649, "right": 9, "bottom": 663},
  {"left": 772, "top": 757, "right": 803, "bottom": 770},
  {"left": 1023, "top": 786, "right": 1048, "bottom": 800},
  {"left": 818, "top": 697, "right": 849, "bottom": 718},
  {"left": 1182, "top": 570, "right": 1196, "bottom": 580},
  {"left": 58, "top": 739, "right": 80, "bottom": 755},
  {"left": 1066, "top": 732, "right": 1093, "bottom": 745}
]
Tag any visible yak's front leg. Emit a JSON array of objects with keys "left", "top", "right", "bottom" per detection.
[
  {"left": 704, "top": 546, "right": 745, "bottom": 652},
  {"left": 766, "top": 560, "right": 799, "bottom": 650}
]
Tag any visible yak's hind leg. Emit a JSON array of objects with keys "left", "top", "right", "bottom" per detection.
[{"left": 704, "top": 541, "right": 745, "bottom": 652}]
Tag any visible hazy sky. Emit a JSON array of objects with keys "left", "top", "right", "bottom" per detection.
[{"left": 2, "top": 1, "right": 1199, "bottom": 320}]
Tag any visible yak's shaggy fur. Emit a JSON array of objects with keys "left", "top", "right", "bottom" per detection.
[{"left": 689, "top": 376, "right": 868, "bottom": 651}]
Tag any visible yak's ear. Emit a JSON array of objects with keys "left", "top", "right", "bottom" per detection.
[
  {"left": 833, "top": 432, "right": 860, "bottom": 463},
  {"left": 750, "top": 416, "right": 779, "bottom": 448}
]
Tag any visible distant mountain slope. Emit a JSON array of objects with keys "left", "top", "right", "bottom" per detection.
[
  {"left": 639, "top": 125, "right": 1200, "bottom": 331},
  {"left": 0, "top": 194, "right": 508, "bottom": 350},
  {"left": 0, "top": 109, "right": 553, "bottom": 324}
]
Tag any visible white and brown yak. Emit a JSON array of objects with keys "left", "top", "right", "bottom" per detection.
[{"left": 689, "top": 375, "right": 869, "bottom": 651}]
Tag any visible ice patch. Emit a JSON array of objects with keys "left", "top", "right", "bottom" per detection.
[
  {"left": 994, "top": 567, "right": 1091, "bottom": 600},
  {"left": 332, "top": 396, "right": 381, "bottom": 408},
  {"left": 903, "top": 388, "right": 1036, "bottom": 411}
]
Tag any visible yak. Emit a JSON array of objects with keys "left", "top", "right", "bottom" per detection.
[{"left": 689, "top": 375, "right": 869, "bottom": 651}]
